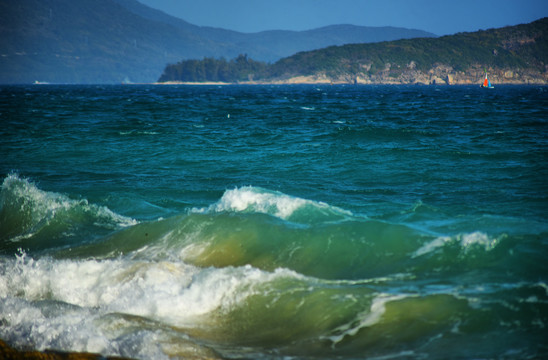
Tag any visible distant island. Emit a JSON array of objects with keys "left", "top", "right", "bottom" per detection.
[{"left": 158, "top": 18, "right": 548, "bottom": 85}]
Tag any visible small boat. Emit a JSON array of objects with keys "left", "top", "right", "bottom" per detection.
[{"left": 481, "top": 72, "right": 494, "bottom": 88}]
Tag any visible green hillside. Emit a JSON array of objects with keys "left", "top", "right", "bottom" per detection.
[
  {"left": 270, "top": 18, "right": 547, "bottom": 81},
  {"left": 159, "top": 18, "right": 548, "bottom": 85}
]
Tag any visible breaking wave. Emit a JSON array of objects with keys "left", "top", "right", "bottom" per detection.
[{"left": 0, "top": 174, "right": 137, "bottom": 252}]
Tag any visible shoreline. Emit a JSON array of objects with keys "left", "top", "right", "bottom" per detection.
[
  {"left": 152, "top": 80, "right": 547, "bottom": 86},
  {"left": 19, "top": 81, "right": 547, "bottom": 86},
  {"left": 153, "top": 73, "right": 548, "bottom": 86},
  {"left": 154, "top": 65, "right": 548, "bottom": 86}
]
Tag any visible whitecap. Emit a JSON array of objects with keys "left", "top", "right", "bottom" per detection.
[
  {"left": 193, "top": 186, "right": 353, "bottom": 222},
  {"left": 0, "top": 174, "right": 137, "bottom": 242},
  {"left": 412, "top": 231, "right": 503, "bottom": 258},
  {"left": 327, "top": 293, "right": 410, "bottom": 345},
  {"left": 0, "top": 252, "right": 304, "bottom": 327}
]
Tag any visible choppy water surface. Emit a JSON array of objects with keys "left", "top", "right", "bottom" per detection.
[{"left": 1, "top": 84, "right": 547, "bottom": 359}]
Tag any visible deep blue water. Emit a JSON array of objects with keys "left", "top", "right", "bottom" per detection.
[{"left": 1, "top": 84, "right": 547, "bottom": 359}]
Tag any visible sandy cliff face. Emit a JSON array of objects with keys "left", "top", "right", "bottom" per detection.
[
  {"left": 364, "top": 66, "right": 546, "bottom": 85},
  {"left": 275, "top": 65, "right": 548, "bottom": 85}
]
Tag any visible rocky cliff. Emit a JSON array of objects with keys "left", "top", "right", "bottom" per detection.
[
  {"left": 262, "top": 18, "right": 548, "bottom": 85},
  {"left": 350, "top": 64, "right": 548, "bottom": 85}
]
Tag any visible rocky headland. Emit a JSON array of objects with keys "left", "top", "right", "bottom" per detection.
[
  {"left": 274, "top": 64, "right": 548, "bottom": 85},
  {"left": 159, "top": 18, "right": 548, "bottom": 86}
]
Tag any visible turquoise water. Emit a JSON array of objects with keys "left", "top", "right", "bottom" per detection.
[{"left": 1, "top": 84, "right": 547, "bottom": 359}]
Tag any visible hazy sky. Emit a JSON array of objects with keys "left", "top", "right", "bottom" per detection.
[{"left": 137, "top": 0, "right": 547, "bottom": 35}]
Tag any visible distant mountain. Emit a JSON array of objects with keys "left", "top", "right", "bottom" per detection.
[
  {"left": 158, "top": 18, "right": 548, "bottom": 85},
  {"left": 230, "top": 25, "right": 435, "bottom": 63},
  {"left": 0, "top": 0, "right": 435, "bottom": 84},
  {"left": 108, "top": 1, "right": 438, "bottom": 61}
]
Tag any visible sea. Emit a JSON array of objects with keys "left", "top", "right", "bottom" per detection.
[{"left": 0, "top": 84, "right": 547, "bottom": 360}]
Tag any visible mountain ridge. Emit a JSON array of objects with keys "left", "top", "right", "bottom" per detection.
[
  {"left": 0, "top": 0, "right": 435, "bottom": 84},
  {"left": 158, "top": 17, "right": 548, "bottom": 85}
]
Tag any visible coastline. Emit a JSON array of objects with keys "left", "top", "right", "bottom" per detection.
[
  {"left": 153, "top": 78, "right": 548, "bottom": 86},
  {"left": 154, "top": 61, "right": 548, "bottom": 87},
  {"left": 154, "top": 69, "right": 548, "bottom": 86}
]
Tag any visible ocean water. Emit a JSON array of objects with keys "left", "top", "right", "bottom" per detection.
[{"left": 0, "top": 84, "right": 547, "bottom": 359}]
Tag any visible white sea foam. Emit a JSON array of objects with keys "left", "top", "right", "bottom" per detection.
[
  {"left": 327, "top": 293, "right": 409, "bottom": 345},
  {"left": 412, "top": 236, "right": 451, "bottom": 257},
  {"left": 0, "top": 297, "right": 114, "bottom": 355},
  {"left": 4, "top": 249, "right": 389, "bottom": 359},
  {"left": 0, "top": 252, "right": 305, "bottom": 358},
  {"left": 0, "top": 174, "right": 137, "bottom": 241},
  {"left": 194, "top": 186, "right": 352, "bottom": 222},
  {"left": 412, "top": 231, "right": 502, "bottom": 258},
  {"left": 208, "top": 186, "right": 307, "bottom": 219}
]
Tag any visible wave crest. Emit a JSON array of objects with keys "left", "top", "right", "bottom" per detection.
[
  {"left": 412, "top": 231, "right": 504, "bottom": 258},
  {"left": 194, "top": 186, "right": 353, "bottom": 224},
  {"left": 0, "top": 174, "right": 137, "bottom": 249}
]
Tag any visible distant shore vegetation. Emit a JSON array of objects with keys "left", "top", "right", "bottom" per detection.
[
  {"left": 158, "top": 54, "right": 268, "bottom": 83},
  {"left": 158, "top": 18, "right": 547, "bottom": 85}
]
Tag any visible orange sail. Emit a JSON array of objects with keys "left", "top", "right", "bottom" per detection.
[{"left": 481, "top": 72, "right": 494, "bottom": 88}]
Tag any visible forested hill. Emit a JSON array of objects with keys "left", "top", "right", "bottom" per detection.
[
  {"left": 159, "top": 18, "right": 548, "bottom": 85},
  {"left": 0, "top": 0, "right": 434, "bottom": 84}
]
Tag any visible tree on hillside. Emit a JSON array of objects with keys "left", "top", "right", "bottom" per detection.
[{"left": 158, "top": 54, "right": 268, "bottom": 83}]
